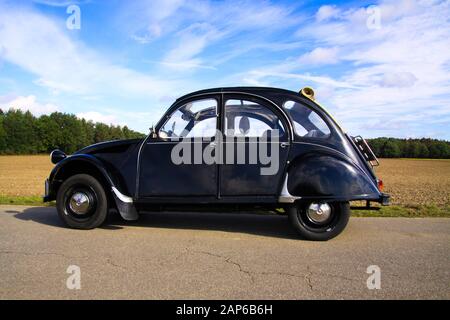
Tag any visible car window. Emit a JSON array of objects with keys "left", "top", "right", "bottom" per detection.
[
  {"left": 283, "top": 100, "right": 330, "bottom": 138},
  {"left": 224, "top": 99, "right": 285, "bottom": 137},
  {"left": 160, "top": 99, "right": 217, "bottom": 139}
]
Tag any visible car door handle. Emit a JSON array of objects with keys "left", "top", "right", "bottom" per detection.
[{"left": 280, "top": 142, "right": 289, "bottom": 148}]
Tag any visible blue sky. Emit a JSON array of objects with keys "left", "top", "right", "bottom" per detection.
[{"left": 0, "top": 0, "right": 449, "bottom": 138}]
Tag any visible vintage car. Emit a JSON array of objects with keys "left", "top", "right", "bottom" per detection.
[{"left": 44, "top": 86, "right": 389, "bottom": 240}]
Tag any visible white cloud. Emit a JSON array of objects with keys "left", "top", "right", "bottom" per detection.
[
  {"left": 238, "top": 0, "right": 450, "bottom": 138},
  {"left": 32, "top": 0, "right": 91, "bottom": 6},
  {"left": 76, "top": 109, "right": 157, "bottom": 131},
  {"left": 0, "top": 95, "right": 59, "bottom": 115},
  {"left": 379, "top": 72, "right": 417, "bottom": 88},
  {"left": 0, "top": 4, "right": 178, "bottom": 98},
  {"left": 298, "top": 47, "right": 340, "bottom": 65},
  {"left": 315, "top": 5, "right": 341, "bottom": 22},
  {"left": 119, "top": 0, "right": 186, "bottom": 44},
  {"left": 162, "top": 22, "right": 221, "bottom": 70},
  {"left": 76, "top": 111, "right": 118, "bottom": 125},
  {"left": 123, "top": 0, "right": 299, "bottom": 70}
]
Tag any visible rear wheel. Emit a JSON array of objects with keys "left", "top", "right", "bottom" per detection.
[
  {"left": 287, "top": 201, "right": 350, "bottom": 241},
  {"left": 56, "top": 174, "right": 108, "bottom": 229}
]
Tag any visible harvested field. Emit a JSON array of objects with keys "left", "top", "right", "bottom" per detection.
[
  {"left": 0, "top": 156, "right": 449, "bottom": 209},
  {"left": 375, "top": 159, "right": 450, "bottom": 207},
  {"left": 0, "top": 155, "right": 53, "bottom": 197}
]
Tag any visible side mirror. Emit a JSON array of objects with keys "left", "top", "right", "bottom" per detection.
[{"left": 149, "top": 125, "right": 158, "bottom": 139}]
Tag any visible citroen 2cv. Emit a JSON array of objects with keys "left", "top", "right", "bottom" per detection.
[{"left": 44, "top": 87, "right": 389, "bottom": 240}]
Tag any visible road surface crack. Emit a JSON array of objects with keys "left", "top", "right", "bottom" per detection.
[
  {"left": 305, "top": 266, "right": 314, "bottom": 291},
  {"left": 191, "top": 250, "right": 316, "bottom": 290},
  {"left": 193, "top": 250, "right": 255, "bottom": 282},
  {"left": 105, "top": 257, "right": 128, "bottom": 271}
]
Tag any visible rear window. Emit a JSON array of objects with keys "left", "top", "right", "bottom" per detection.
[{"left": 283, "top": 100, "right": 330, "bottom": 139}]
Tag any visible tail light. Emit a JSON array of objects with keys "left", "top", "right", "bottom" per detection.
[{"left": 377, "top": 179, "right": 384, "bottom": 192}]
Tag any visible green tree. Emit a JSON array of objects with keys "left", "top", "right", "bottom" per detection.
[
  {"left": 0, "top": 109, "right": 146, "bottom": 154},
  {"left": 382, "top": 140, "right": 401, "bottom": 158},
  {"left": 2, "top": 110, "right": 37, "bottom": 154},
  {"left": 94, "top": 123, "right": 111, "bottom": 143},
  {"left": 418, "top": 144, "right": 429, "bottom": 158}
]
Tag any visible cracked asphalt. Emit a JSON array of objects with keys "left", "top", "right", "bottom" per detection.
[{"left": 0, "top": 205, "right": 449, "bottom": 299}]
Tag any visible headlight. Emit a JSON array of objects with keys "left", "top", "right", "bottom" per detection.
[{"left": 50, "top": 149, "right": 66, "bottom": 164}]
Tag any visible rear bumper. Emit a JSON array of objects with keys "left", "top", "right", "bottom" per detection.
[
  {"left": 379, "top": 193, "right": 390, "bottom": 206},
  {"left": 350, "top": 193, "right": 390, "bottom": 211}
]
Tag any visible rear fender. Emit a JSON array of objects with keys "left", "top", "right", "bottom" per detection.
[{"left": 287, "top": 152, "right": 380, "bottom": 201}]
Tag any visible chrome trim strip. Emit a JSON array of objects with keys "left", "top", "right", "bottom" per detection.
[
  {"left": 278, "top": 173, "right": 301, "bottom": 203},
  {"left": 112, "top": 187, "right": 133, "bottom": 203}
]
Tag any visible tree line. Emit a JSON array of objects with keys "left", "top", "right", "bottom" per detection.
[
  {"left": 0, "top": 108, "right": 449, "bottom": 158},
  {"left": 366, "top": 137, "right": 450, "bottom": 159},
  {"left": 0, "top": 109, "right": 145, "bottom": 154}
]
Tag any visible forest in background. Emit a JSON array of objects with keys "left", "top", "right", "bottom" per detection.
[
  {"left": 366, "top": 137, "right": 449, "bottom": 159},
  {"left": 0, "top": 109, "right": 449, "bottom": 158},
  {"left": 0, "top": 109, "right": 145, "bottom": 154}
]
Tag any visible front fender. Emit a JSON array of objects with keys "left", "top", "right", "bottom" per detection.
[
  {"left": 287, "top": 153, "right": 380, "bottom": 201},
  {"left": 47, "top": 154, "right": 138, "bottom": 221},
  {"left": 49, "top": 154, "right": 115, "bottom": 186}
]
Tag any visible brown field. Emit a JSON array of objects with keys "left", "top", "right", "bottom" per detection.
[
  {"left": 0, "top": 156, "right": 449, "bottom": 208},
  {"left": 374, "top": 159, "right": 450, "bottom": 207},
  {"left": 0, "top": 155, "right": 53, "bottom": 197}
]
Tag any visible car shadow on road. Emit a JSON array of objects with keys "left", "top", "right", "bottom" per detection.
[{"left": 14, "top": 207, "right": 301, "bottom": 240}]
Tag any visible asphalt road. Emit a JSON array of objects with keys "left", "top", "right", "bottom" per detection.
[{"left": 0, "top": 205, "right": 449, "bottom": 299}]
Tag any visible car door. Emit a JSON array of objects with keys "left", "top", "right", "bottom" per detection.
[
  {"left": 219, "top": 94, "right": 290, "bottom": 197},
  {"left": 138, "top": 95, "right": 220, "bottom": 199}
]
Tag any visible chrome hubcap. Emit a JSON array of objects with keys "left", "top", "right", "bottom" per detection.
[
  {"left": 306, "top": 202, "right": 331, "bottom": 224},
  {"left": 69, "top": 192, "right": 90, "bottom": 215}
]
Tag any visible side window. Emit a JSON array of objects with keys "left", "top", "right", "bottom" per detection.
[
  {"left": 160, "top": 99, "right": 217, "bottom": 139},
  {"left": 224, "top": 99, "right": 285, "bottom": 137},
  {"left": 283, "top": 100, "right": 330, "bottom": 138}
]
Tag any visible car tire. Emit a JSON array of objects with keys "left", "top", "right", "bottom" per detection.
[
  {"left": 287, "top": 201, "right": 350, "bottom": 241},
  {"left": 56, "top": 174, "right": 108, "bottom": 229}
]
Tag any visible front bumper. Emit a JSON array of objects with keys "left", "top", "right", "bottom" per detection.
[{"left": 43, "top": 179, "right": 51, "bottom": 202}]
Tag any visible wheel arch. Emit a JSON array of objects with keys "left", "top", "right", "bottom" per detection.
[
  {"left": 50, "top": 155, "right": 114, "bottom": 195},
  {"left": 287, "top": 150, "right": 380, "bottom": 202},
  {"left": 48, "top": 154, "right": 138, "bottom": 221}
]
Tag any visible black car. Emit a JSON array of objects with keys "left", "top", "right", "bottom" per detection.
[{"left": 44, "top": 86, "right": 389, "bottom": 240}]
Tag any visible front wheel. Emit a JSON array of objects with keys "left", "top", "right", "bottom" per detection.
[
  {"left": 56, "top": 174, "right": 108, "bottom": 229},
  {"left": 287, "top": 201, "right": 350, "bottom": 241}
]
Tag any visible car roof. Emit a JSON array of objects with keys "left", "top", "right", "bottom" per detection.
[{"left": 175, "top": 86, "right": 300, "bottom": 103}]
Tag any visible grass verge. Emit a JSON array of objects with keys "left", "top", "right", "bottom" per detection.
[
  {"left": 351, "top": 205, "right": 450, "bottom": 217},
  {"left": 0, "top": 196, "right": 448, "bottom": 217},
  {"left": 0, "top": 195, "right": 54, "bottom": 206}
]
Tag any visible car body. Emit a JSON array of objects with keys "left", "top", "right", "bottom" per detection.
[{"left": 44, "top": 86, "right": 389, "bottom": 240}]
